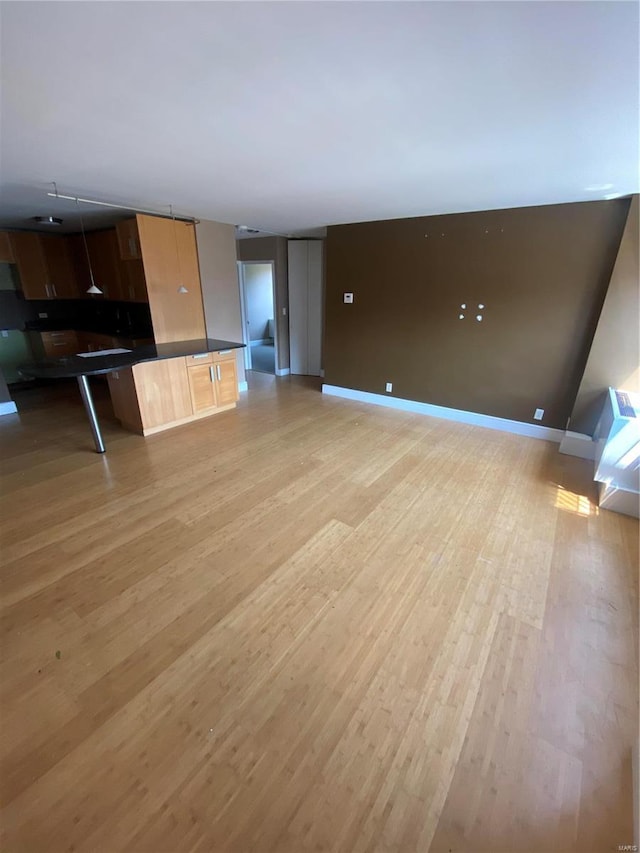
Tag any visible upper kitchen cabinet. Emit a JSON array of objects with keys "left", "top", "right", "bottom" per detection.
[
  {"left": 120, "top": 259, "right": 148, "bottom": 303},
  {"left": 40, "top": 235, "right": 78, "bottom": 299},
  {"left": 10, "top": 232, "right": 79, "bottom": 300},
  {"left": 116, "top": 218, "right": 142, "bottom": 260},
  {"left": 87, "top": 230, "right": 125, "bottom": 301},
  {"left": 120, "top": 214, "right": 206, "bottom": 343},
  {"left": 0, "top": 232, "right": 15, "bottom": 263}
]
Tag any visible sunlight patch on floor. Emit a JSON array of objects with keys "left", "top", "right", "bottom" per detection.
[{"left": 554, "top": 485, "right": 598, "bottom": 517}]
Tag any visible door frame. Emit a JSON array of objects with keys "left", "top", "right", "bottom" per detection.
[{"left": 237, "top": 260, "right": 278, "bottom": 374}]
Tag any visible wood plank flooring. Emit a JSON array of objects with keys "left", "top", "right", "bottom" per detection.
[{"left": 0, "top": 373, "right": 637, "bottom": 853}]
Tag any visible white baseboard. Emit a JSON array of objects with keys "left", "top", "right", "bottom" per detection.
[
  {"left": 275, "top": 368, "right": 290, "bottom": 377},
  {"left": 558, "top": 430, "right": 596, "bottom": 460},
  {"left": 0, "top": 401, "right": 17, "bottom": 416},
  {"left": 238, "top": 381, "right": 248, "bottom": 393},
  {"left": 321, "top": 384, "right": 565, "bottom": 442}
]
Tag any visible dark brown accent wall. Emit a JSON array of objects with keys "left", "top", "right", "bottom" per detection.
[
  {"left": 237, "top": 236, "right": 290, "bottom": 372},
  {"left": 324, "top": 200, "right": 630, "bottom": 429}
]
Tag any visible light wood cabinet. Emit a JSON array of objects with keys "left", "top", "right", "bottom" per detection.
[
  {"left": 187, "top": 362, "right": 217, "bottom": 412},
  {"left": 108, "top": 350, "right": 239, "bottom": 436},
  {"left": 0, "top": 231, "right": 15, "bottom": 263},
  {"left": 214, "top": 355, "right": 239, "bottom": 407},
  {"left": 114, "top": 214, "right": 207, "bottom": 334},
  {"left": 136, "top": 214, "right": 206, "bottom": 343},
  {"left": 186, "top": 350, "right": 238, "bottom": 414},
  {"left": 10, "top": 232, "right": 79, "bottom": 300}
]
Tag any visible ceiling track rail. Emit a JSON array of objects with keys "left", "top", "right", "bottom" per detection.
[{"left": 46, "top": 184, "right": 199, "bottom": 224}]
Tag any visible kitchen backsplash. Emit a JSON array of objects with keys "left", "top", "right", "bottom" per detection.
[{"left": 0, "top": 291, "right": 153, "bottom": 338}]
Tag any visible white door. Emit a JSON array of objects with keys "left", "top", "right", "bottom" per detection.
[{"left": 288, "top": 240, "right": 323, "bottom": 376}]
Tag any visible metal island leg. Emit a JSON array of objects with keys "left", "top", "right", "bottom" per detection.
[{"left": 77, "top": 374, "right": 106, "bottom": 453}]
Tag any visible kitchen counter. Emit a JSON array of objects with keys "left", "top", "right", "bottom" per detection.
[
  {"left": 18, "top": 338, "right": 245, "bottom": 453},
  {"left": 18, "top": 338, "right": 244, "bottom": 380}
]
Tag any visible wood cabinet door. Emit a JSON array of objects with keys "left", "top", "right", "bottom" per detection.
[
  {"left": 187, "top": 363, "right": 217, "bottom": 412},
  {"left": 86, "top": 230, "right": 124, "bottom": 300},
  {"left": 214, "top": 356, "right": 238, "bottom": 406},
  {"left": 120, "top": 259, "right": 148, "bottom": 302},
  {"left": 136, "top": 214, "right": 206, "bottom": 343},
  {"left": 40, "top": 330, "right": 79, "bottom": 357},
  {"left": 0, "top": 232, "right": 15, "bottom": 263},
  {"left": 9, "top": 233, "right": 49, "bottom": 299},
  {"left": 116, "top": 219, "right": 141, "bottom": 260},
  {"left": 107, "top": 368, "right": 143, "bottom": 433},
  {"left": 41, "top": 236, "right": 79, "bottom": 299},
  {"left": 68, "top": 234, "right": 91, "bottom": 295},
  {"left": 132, "top": 358, "right": 193, "bottom": 429}
]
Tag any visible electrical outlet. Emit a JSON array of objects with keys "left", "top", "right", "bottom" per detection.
[
  {"left": 1, "top": 330, "right": 8, "bottom": 338},
  {"left": 38, "top": 312, "right": 48, "bottom": 319},
  {"left": 343, "top": 292, "right": 354, "bottom": 304},
  {"left": 534, "top": 408, "right": 544, "bottom": 420},
  {"left": 385, "top": 382, "right": 393, "bottom": 393}
]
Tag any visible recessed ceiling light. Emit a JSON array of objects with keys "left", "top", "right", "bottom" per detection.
[
  {"left": 584, "top": 183, "right": 614, "bottom": 192},
  {"left": 33, "top": 215, "right": 63, "bottom": 226}
]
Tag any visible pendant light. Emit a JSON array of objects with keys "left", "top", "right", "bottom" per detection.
[
  {"left": 171, "top": 204, "right": 188, "bottom": 294},
  {"left": 77, "top": 201, "right": 103, "bottom": 295}
]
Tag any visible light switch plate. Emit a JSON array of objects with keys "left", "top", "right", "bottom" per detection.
[
  {"left": 534, "top": 408, "right": 544, "bottom": 420},
  {"left": 343, "top": 293, "right": 354, "bottom": 304}
]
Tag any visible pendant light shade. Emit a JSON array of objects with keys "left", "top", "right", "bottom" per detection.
[{"left": 76, "top": 201, "right": 103, "bottom": 295}]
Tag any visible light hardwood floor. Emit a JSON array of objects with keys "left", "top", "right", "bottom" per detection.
[{"left": 0, "top": 374, "right": 637, "bottom": 853}]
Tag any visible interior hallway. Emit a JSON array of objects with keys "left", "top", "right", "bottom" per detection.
[{"left": 0, "top": 373, "right": 637, "bottom": 852}]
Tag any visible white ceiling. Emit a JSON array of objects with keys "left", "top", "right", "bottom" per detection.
[{"left": 1, "top": 1, "right": 638, "bottom": 235}]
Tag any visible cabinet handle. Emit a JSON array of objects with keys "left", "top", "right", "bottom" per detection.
[
  {"left": 49, "top": 332, "right": 66, "bottom": 337},
  {"left": 44, "top": 284, "right": 50, "bottom": 298},
  {"left": 52, "top": 342, "right": 67, "bottom": 347},
  {"left": 216, "top": 364, "right": 221, "bottom": 381},
  {"left": 192, "top": 353, "right": 209, "bottom": 359},
  {"left": 209, "top": 365, "right": 215, "bottom": 383},
  {"left": 52, "top": 284, "right": 58, "bottom": 297}
]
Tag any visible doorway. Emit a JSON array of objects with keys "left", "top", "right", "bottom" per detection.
[{"left": 237, "top": 261, "right": 278, "bottom": 375}]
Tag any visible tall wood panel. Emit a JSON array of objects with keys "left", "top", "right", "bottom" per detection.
[{"left": 136, "top": 215, "right": 206, "bottom": 343}]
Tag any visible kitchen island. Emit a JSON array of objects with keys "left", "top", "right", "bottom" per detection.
[{"left": 19, "top": 338, "right": 245, "bottom": 453}]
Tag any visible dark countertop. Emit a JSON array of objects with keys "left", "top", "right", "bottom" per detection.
[{"left": 19, "top": 338, "right": 245, "bottom": 380}]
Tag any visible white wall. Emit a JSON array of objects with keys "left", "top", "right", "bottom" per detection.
[
  {"left": 243, "top": 263, "right": 274, "bottom": 343},
  {"left": 195, "top": 220, "right": 246, "bottom": 385}
]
